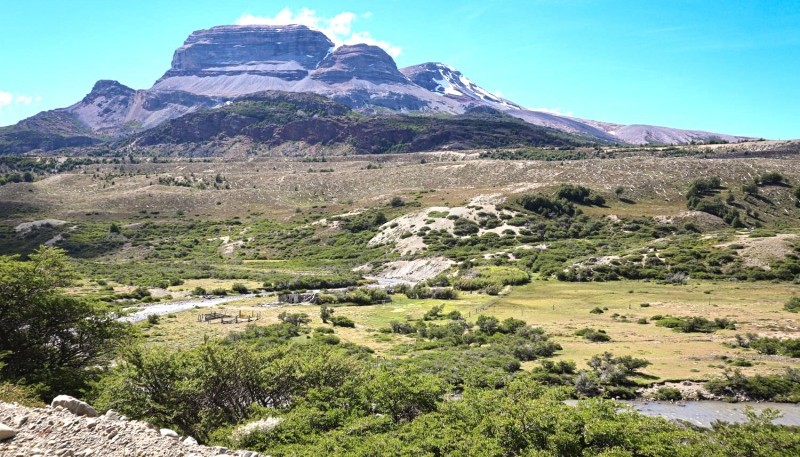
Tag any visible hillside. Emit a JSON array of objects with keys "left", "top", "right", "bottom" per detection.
[{"left": 129, "top": 92, "right": 593, "bottom": 154}]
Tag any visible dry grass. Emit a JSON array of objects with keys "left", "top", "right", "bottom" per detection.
[
  {"left": 4, "top": 155, "right": 800, "bottom": 225},
  {"left": 139, "top": 279, "right": 800, "bottom": 382},
  {"left": 483, "top": 280, "right": 800, "bottom": 381}
]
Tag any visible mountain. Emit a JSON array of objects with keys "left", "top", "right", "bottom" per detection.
[{"left": 0, "top": 24, "right": 753, "bottom": 154}]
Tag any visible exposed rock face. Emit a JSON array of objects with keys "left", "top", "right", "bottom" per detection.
[
  {"left": 0, "top": 400, "right": 264, "bottom": 456},
  {"left": 158, "top": 25, "right": 334, "bottom": 81},
  {"left": 312, "top": 44, "right": 409, "bottom": 85}
]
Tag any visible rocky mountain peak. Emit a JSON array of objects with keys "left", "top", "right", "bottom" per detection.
[
  {"left": 311, "top": 44, "right": 409, "bottom": 85},
  {"left": 401, "top": 62, "right": 521, "bottom": 109},
  {"left": 156, "top": 24, "right": 334, "bottom": 84},
  {"left": 80, "top": 80, "right": 135, "bottom": 104}
]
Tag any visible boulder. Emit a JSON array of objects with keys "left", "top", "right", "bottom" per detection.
[
  {"left": 104, "top": 409, "right": 127, "bottom": 421},
  {"left": 182, "top": 436, "right": 198, "bottom": 446},
  {"left": 51, "top": 395, "right": 98, "bottom": 417},
  {"left": 0, "top": 422, "right": 15, "bottom": 441},
  {"left": 160, "top": 428, "right": 179, "bottom": 439}
]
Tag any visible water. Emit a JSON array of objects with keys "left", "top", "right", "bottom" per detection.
[{"left": 567, "top": 400, "right": 800, "bottom": 427}]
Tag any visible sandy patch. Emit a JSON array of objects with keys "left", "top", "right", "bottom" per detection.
[
  {"left": 716, "top": 233, "right": 797, "bottom": 270},
  {"left": 368, "top": 195, "right": 517, "bottom": 255},
  {"left": 370, "top": 257, "right": 455, "bottom": 282}
]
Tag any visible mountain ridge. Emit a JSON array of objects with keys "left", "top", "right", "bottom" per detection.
[{"left": 0, "top": 24, "right": 754, "bottom": 154}]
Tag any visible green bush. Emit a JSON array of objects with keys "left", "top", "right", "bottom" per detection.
[
  {"left": 575, "top": 328, "right": 611, "bottom": 342},
  {"left": 330, "top": 316, "right": 356, "bottom": 328},
  {"left": 652, "top": 386, "right": 683, "bottom": 401},
  {"left": 785, "top": 297, "right": 800, "bottom": 312}
]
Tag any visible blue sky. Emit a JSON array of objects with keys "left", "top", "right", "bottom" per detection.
[{"left": 1, "top": 1, "right": 798, "bottom": 139}]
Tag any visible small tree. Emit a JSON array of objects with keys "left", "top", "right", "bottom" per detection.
[
  {"left": 0, "top": 246, "right": 128, "bottom": 399},
  {"left": 320, "top": 305, "right": 334, "bottom": 323},
  {"left": 475, "top": 315, "right": 500, "bottom": 335}
]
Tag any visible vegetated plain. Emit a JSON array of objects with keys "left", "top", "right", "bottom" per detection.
[{"left": 2, "top": 141, "right": 800, "bottom": 454}]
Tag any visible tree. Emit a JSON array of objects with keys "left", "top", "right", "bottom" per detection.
[
  {"left": 475, "top": 315, "right": 500, "bottom": 335},
  {"left": 0, "top": 246, "right": 127, "bottom": 399},
  {"left": 320, "top": 305, "right": 334, "bottom": 323}
]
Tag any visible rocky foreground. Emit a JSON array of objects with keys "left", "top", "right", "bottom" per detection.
[{"left": 0, "top": 397, "right": 262, "bottom": 457}]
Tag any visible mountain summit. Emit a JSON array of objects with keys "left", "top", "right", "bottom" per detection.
[{"left": 0, "top": 24, "right": 751, "bottom": 153}]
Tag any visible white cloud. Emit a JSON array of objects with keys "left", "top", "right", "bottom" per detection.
[
  {"left": 531, "top": 107, "right": 573, "bottom": 117},
  {"left": 0, "top": 91, "right": 12, "bottom": 108},
  {"left": 236, "top": 7, "right": 402, "bottom": 57},
  {"left": 0, "top": 91, "right": 41, "bottom": 110}
]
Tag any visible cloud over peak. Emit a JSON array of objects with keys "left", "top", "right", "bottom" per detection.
[{"left": 236, "top": 8, "right": 402, "bottom": 58}]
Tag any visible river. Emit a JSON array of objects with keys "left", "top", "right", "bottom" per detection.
[
  {"left": 117, "top": 294, "right": 257, "bottom": 323},
  {"left": 567, "top": 400, "right": 800, "bottom": 427}
]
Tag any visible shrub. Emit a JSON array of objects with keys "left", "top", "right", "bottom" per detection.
[
  {"left": 475, "top": 315, "right": 500, "bottom": 335},
  {"left": 756, "top": 172, "right": 786, "bottom": 185},
  {"left": 423, "top": 305, "right": 444, "bottom": 321},
  {"left": 785, "top": 297, "right": 800, "bottom": 312},
  {"left": 146, "top": 314, "right": 160, "bottom": 325},
  {"left": 516, "top": 194, "right": 576, "bottom": 217},
  {"left": 575, "top": 328, "right": 611, "bottom": 342},
  {"left": 192, "top": 286, "right": 207, "bottom": 296},
  {"left": 342, "top": 287, "right": 391, "bottom": 306},
  {"left": 655, "top": 316, "right": 735, "bottom": 333},
  {"left": 555, "top": 184, "right": 605, "bottom": 206},
  {"left": 277, "top": 312, "right": 311, "bottom": 326},
  {"left": 320, "top": 305, "right": 334, "bottom": 323},
  {"left": 389, "top": 321, "right": 416, "bottom": 334},
  {"left": 330, "top": 316, "right": 355, "bottom": 328},
  {"left": 210, "top": 288, "right": 228, "bottom": 296},
  {"left": 231, "top": 283, "right": 249, "bottom": 294},
  {"left": 652, "top": 386, "right": 683, "bottom": 401}
]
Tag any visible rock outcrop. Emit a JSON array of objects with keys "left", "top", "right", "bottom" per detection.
[
  {"left": 0, "top": 400, "right": 263, "bottom": 457},
  {"left": 312, "top": 44, "right": 409, "bottom": 85},
  {"left": 51, "top": 395, "right": 98, "bottom": 417}
]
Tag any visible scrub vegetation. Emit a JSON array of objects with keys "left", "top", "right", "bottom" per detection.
[{"left": 2, "top": 145, "right": 800, "bottom": 454}]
